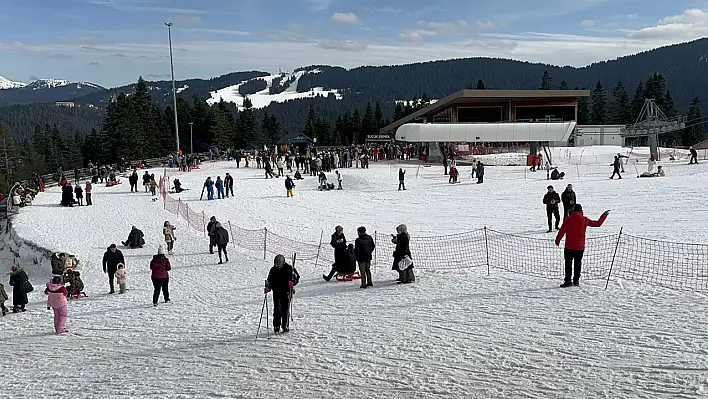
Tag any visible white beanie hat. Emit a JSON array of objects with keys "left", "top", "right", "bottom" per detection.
[{"left": 157, "top": 245, "right": 165, "bottom": 255}]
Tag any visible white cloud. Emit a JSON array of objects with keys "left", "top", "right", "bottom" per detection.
[
  {"left": 397, "top": 31, "right": 427, "bottom": 42},
  {"left": 580, "top": 19, "right": 597, "bottom": 27},
  {"left": 316, "top": 40, "right": 367, "bottom": 51},
  {"left": 475, "top": 20, "right": 503, "bottom": 30},
  {"left": 91, "top": 0, "right": 208, "bottom": 15},
  {"left": 4, "top": 8, "right": 708, "bottom": 87},
  {"left": 626, "top": 13, "right": 639, "bottom": 20},
  {"left": 173, "top": 15, "right": 203, "bottom": 24},
  {"left": 416, "top": 20, "right": 468, "bottom": 35},
  {"left": 628, "top": 8, "right": 708, "bottom": 40},
  {"left": 306, "top": 0, "right": 331, "bottom": 11},
  {"left": 185, "top": 29, "right": 251, "bottom": 36},
  {"left": 330, "top": 12, "right": 360, "bottom": 25}
]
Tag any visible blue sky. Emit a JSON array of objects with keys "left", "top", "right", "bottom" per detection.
[{"left": 0, "top": 0, "right": 706, "bottom": 87}]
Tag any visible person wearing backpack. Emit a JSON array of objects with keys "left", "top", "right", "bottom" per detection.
[{"left": 265, "top": 254, "right": 295, "bottom": 333}]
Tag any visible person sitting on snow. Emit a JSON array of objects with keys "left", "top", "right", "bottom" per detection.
[
  {"left": 294, "top": 170, "right": 303, "bottom": 180},
  {"left": 64, "top": 268, "right": 84, "bottom": 296},
  {"left": 122, "top": 226, "right": 145, "bottom": 248},
  {"left": 173, "top": 178, "right": 183, "bottom": 193}
]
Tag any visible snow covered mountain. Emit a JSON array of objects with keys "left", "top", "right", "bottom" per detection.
[
  {"left": 25, "top": 78, "right": 103, "bottom": 90},
  {"left": 206, "top": 69, "right": 342, "bottom": 110},
  {"left": 0, "top": 77, "right": 106, "bottom": 106},
  {"left": 0, "top": 75, "right": 26, "bottom": 89}
]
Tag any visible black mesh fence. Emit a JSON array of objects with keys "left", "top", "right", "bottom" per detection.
[{"left": 612, "top": 233, "right": 708, "bottom": 291}]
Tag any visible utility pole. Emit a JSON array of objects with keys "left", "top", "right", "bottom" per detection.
[
  {"left": 189, "top": 122, "right": 194, "bottom": 154},
  {"left": 165, "top": 22, "right": 180, "bottom": 153}
]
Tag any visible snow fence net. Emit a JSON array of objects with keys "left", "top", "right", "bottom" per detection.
[{"left": 159, "top": 168, "right": 708, "bottom": 293}]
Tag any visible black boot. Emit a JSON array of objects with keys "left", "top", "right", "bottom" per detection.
[
  {"left": 560, "top": 281, "right": 573, "bottom": 288},
  {"left": 323, "top": 274, "right": 331, "bottom": 282}
]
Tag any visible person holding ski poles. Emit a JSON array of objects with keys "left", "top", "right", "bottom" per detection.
[{"left": 265, "top": 254, "right": 294, "bottom": 333}]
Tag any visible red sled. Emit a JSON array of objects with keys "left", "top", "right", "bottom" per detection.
[
  {"left": 336, "top": 272, "right": 361, "bottom": 282},
  {"left": 69, "top": 291, "right": 87, "bottom": 299}
]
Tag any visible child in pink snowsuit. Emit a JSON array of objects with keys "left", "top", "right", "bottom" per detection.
[{"left": 45, "top": 276, "right": 68, "bottom": 334}]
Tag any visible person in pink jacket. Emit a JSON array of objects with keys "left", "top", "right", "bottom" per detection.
[{"left": 45, "top": 276, "right": 68, "bottom": 334}]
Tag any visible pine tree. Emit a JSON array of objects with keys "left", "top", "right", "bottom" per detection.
[
  {"left": 393, "top": 102, "right": 405, "bottom": 122},
  {"left": 559, "top": 80, "right": 568, "bottom": 90},
  {"left": 303, "top": 106, "right": 317, "bottom": 140},
  {"left": 347, "top": 109, "right": 361, "bottom": 144},
  {"left": 476, "top": 79, "right": 485, "bottom": 89},
  {"left": 374, "top": 101, "right": 385, "bottom": 130},
  {"left": 631, "top": 81, "right": 645, "bottom": 123},
  {"left": 590, "top": 81, "right": 607, "bottom": 124},
  {"left": 684, "top": 97, "right": 705, "bottom": 146},
  {"left": 236, "top": 99, "right": 259, "bottom": 148},
  {"left": 540, "top": 70, "right": 552, "bottom": 90},
  {"left": 360, "top": 102, "right": 376, "bottom": 144},
  {"left": 608, "top": 81, "right": 632, "bottom": 125},
  {"left": 0, "top": 122, "right": 18, "bottom": 181},
  {"left": 211, "top": 99, "right": 235, "bottom": 148},
  {"left": 575, "top": 87, "right": 590, "bottom": 125}
]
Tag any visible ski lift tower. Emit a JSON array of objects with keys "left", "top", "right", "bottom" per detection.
[{"left": 621, "top": 99, "right": 685, "bottom": 160}]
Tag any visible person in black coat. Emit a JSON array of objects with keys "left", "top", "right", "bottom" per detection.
[
  {"left": 224, "top": 173, "right": 234, "bottom": 197},
  {"left": 285, "top": 175, "right": 295, "bottom": 197},
  {"left": 265, "top": 254, "right": 294, "bottom": 333},
  {"left": 8, "top": 264, "right": 29, "bottom": 312},
  {"left": 129, "top": 169, "right": 139, "bottom": 192},
  {"left": 610, "top": 156, "right": 622, "bottom": 179},
  {"left": 392, "top": 224, "right": 414, "bottom": 284},
  {"left": 206, "top": 216, "right": 218, "bottom": 254},
  {"left": 61, "top": 182, "right": 74, "bottom": 207},
  {"left": 122, "top": 226, "right": 145, "bottom": 248},
  {"left": 102, "top": 244, "right": 125, "bottom": 294},
  {"left": 354, "top": 226, "right": 375, "bottom": 288},
  {"left": 142, "top": 171, "right": 152, "bottom": 192},
  {"left": 476, "top": 162, "right": 485, "bottom": 184},
  {"left": 212, "top": 222, "right": 229, "bottom": 264},
  {"left": 543, "top": 185, "right": 561, "bottom": 232},
  {"left": 689, "top": 147, "right": 698, "bottom": 164},
  {"left": 398, "top": 168, "right": 406, "bottom": 190},
  {"left": 323, "top": 226, "right": 347, "bottom": 281},
  {"left": 561, "top": 184, "right": 576, "bottom": 218}
]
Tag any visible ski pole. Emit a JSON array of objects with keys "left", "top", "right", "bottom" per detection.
[
  {"left": 256, "top": 293, "right": 266, "bottom": 341},
  {"left": 265, "top": 293, "right": 270, "bottom": 340}
]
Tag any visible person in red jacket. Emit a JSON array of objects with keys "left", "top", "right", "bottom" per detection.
[
  {"left": 555, "top": 204, "right": 610, "bottom": 287},
  {"left": 150, "top": 245, "right": 171, "bottom": 306}
]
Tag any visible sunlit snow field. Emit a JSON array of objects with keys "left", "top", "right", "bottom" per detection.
[{"left": 2, "top": 146, "right": 707, "bottom": 399}]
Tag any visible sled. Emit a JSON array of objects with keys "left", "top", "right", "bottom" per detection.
[
  {"left": 336, "top": 271, "right": 361, "bottom": 282},
  {"left": 105, "top": 181, "right": 121, "bottom": 187},
  {"left": 69, "top": 291, "right": 87, "bottom": 299}
]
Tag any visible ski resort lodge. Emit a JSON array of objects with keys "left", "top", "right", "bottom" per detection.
[{"left": 378, "top": 89, "right": 603, "bottom": 154}]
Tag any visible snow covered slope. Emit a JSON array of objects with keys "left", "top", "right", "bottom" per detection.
[
  {"left": 3, "top": 159, "right": 708, "bottom": 398},
  {"left": 207, "top": 69, "right": 342, "bottom": 109},
  {"left": 0, "top": 75, "right": 26, "bottom": 89},
  {"left": 25, "top": 78, "right": 103, "bottom": 90}
]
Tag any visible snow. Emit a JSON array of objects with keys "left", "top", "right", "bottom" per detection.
[
  {"left": 207, "top": 69, "right": 342, "bottom": 109},
  {"left": 23, "top": 79, "right": 102, "bottom": 90},
  {"left": 176, "top": 84, "right": 189, "bottom": 94},
  {"left": 3, "top": 148, "right": 708, "bottom": 398},
  {"left": 0, "top": 75, "right": 26, "bottom": 89}
]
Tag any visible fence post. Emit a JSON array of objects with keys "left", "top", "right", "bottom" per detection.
[
  {"left": 373, "top": 230, "right": 377, "bottom": 272},
  {"left": 202, "top": 212, "right": 206, "bottom": 236},
  {"left": 263, "top": 227, "right": 268, "bottom": 260},
  {"left": 605, "top": 228, "right": 623, "bottom": 290},
  {"left": 484, "top": 227, "right": 490, "bottom": 276},
  {"left": 314, "top": 230, "right": 323, "bottom": 269}
]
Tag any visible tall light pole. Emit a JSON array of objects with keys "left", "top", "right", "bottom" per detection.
[
  {"left": 165, "top": 22, "right": 180, "bottom": 153},
  {"left": 189, "top": 122, "right": 194, "bottom": 154}
]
